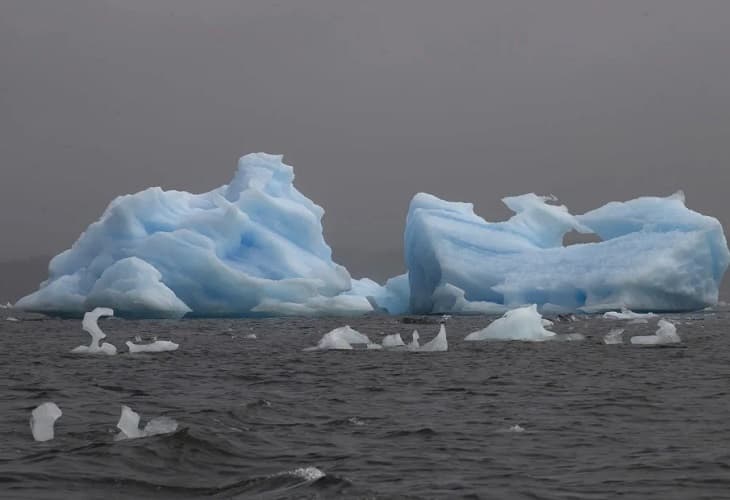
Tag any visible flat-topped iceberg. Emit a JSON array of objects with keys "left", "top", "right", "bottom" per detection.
[
  {"left": 404, "top": 191, "right": 729, "bottom": 314},
  {"left": 17, "top": 153, "right": 373, "bottom": 318}
]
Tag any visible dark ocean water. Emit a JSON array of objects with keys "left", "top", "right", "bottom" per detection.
[{"left": 1, "top": 309, "right": 730, "bottom": 499}]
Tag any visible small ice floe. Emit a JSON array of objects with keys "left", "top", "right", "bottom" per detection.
[
  {"left": 465, "top": 304, "right": 555, "bottom": 342},
  {"left": 603, "top": 328, "right": 625, "bottom": 345},
  {"left": 71, "top": 307, "right": 117, "bottom": 355},
  {"left": 552, "top": 332, "right": 585, "bottom": 341},
  {"left": 603, "top": 308, "right": 656, "bottom": 320},
  {"left": 304, "top": 325, "right": 371, "bottom": 351},
  {"left": 0, "top": 301, "right": 12, "bottom": 309},
  {"left": 418, "top": 324, "right": 448, "bottom": 352},
  {"left": 366, "top": 342, "right": 383, "bottom": 350},
  {"left": 407, "top": 330, "right": 420, "bottom": 351},
  {"left": 245, "top": 333, "right": 257, "bottom": 340},
  {"left": 440, "top": 314, "right": 452, "bottom": 323},
  {"left": 541, "top": 318, "right": 554, "bottom": 328},
  {"left": 126, "top": 340, "right": 179, "bottom": 353},
  {"left": 5, "top": 316, "right": 19, "bottom": 322},
  {"left": 630, "top": 319, "right": 681, "bottom": 346},
  {"left": 507, "top": 424, "right": 525, "bottom": 433},
  {"left": 381, "top": 333, "right": 406, "bottom": 348},
  {"left": 275, "top": 467, "right": 326, "bottom": 482},
  {"left": 30, "top": 402, "right": 62, "bottom": 442},
  {"left": 115, "top": 405, "right": 178, "bottom": 440},
  {"left": 348, "top": 417, "right": 365, "bottom": 426}
]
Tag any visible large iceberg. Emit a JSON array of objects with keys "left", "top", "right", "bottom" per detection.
[
  {"left": 17, "top": 153, "right": 373, "bottom": 318},
  {"left": 404, "top": 191, "right": 729, "bottom": 314}
]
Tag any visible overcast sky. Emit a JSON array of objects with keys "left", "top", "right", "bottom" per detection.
[{"left": 2, "top": 0, "right": 730, "bottom": 280}]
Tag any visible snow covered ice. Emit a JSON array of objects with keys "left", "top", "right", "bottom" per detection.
[
  {"left": 403, "top": 190, "right": 729, "bottom": 315},
  {"left": 17, "top": 153, "right": 373, "bottom": 318},
  {"left": 630, "top": 319, "right": 681, "bottom": 345},
  {"left": 71, "top": 307, "right": 117, "bottom": 355},
  {"left": 115, "top": 405, "right": 178, "bottom": 440},
  {"left": 465, "top": 304, "right": 556, "bottom": 342},
  {"left": 30, "top": 402, "right": 62, "bottom": 442}
]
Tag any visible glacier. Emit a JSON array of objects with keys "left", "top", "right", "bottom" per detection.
[
  {"left": 404, "top": 191, "right": 729, "bottom": 315},
  {"left": 17, "top": 153, "right": 374, "bottom": 318},
  {"left": 16, "top": 151, "right": 729, "bottom": 319}
]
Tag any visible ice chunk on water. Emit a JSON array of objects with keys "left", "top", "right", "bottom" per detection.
[
  {"left": 630, "top": 319, "right": 681, "bottom": 345},
  {"left": 403, "top": 191, "right": 729, "bottom": 314},
  {"left": 465, "top": 304, "right": 556, "bottom": 341},
  {"left": 407, "top": 330, "right": 420, "bottom": 351},
  {"left": 304, "top": 325, "right": 371, "bottom": 351},
  {"left": 507, "top": 424, "right": 525, "bottom": 433},
  {"left": 16, "top": 153, "right": 372, "bottom": 318},
  {"left": 366, "top": 343, "right": 383, "bottom": 350},
  {"left": 419, "top": 324, "right": 448, "bottom": 352},
  {"left": 115, "top": 405, "right": 178, "bottom": 440},
  {"left": 603, "top": 328, "right": 625, "bottom": 345},
  {"left": 30, "top": 402, "right": 62, "bottom": 442},
  {"left": 382, "top": 333, "right": 406, "bottom": 348},
  {"left": 126, "top": 340, "right": 179, "bottom": 353},
  {"left": 603, "top": 308, "right": 656, "bottom": 320},
  {"left": 71, "top": 307, "right": 117, "bottom": 355},
  {"left": 5, "top": 316, "right": 19, "bottom": 322}
]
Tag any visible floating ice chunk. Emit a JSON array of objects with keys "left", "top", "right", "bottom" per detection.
[
  {"left": 628, "top": 318, "right": 649, "bottom": 325},
  {"left": 507, "top": 424, "right": 525, "bottom": 433},
  {"left": 245, "top": 333, "right": 257, "bottom": 339},
  {"left": 0, "top": 302, "right": 11, "bottom": 309},
  {"left": 275, "top": 467, "right": 326, "bottom": 482},
  {"left": 541, "top": 318, "right": 554, "bottom": 327},
  {"left": 126, "top": 340, "right": 179, "bottom": 353},
  {"left": 366, "top": 343, "right": 383, "bottom": 350},
  {"left": 407, "top": 330, "right": 420, "bottom": 351},
  {"left": 5, "top": 316, "right": 19, "bottom": 322},
  {"left": 630, "top": 319, "right": 681, "bottom": 345},
  {"left": 304, "top": 325, "right": 370, "bottom": 351},
  {"left": 71, "top": 307, "right": 117, "bottom": 355},
  {"left": 419, "top": 324, "right": 448, "bottom": 352},
  {"left": 115, "top": 405, "right": 178, "bottom": 440},
  {"left": 30, "top": 402, "right": 62, "bottom": 442},
  {"left": 552, "top": 332, "right": 585, "bottom": 341},
  {"left": 382, "top": 333, "right": 406, "bottom": 348},
  {"left": 603, "top": 328, "right": 625, "bottom": 345},
  {"left": 465, "top": 304, "right": 556, "bottom": 341},
  {"left": 603, "top": 308, "right": 656, "bottom": 320}
]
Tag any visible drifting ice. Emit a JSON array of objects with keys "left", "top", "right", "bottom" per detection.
[
  {"left": 126, "top": 340, "right": 179, "bottom": 353},
  {"left": 465, "top": 304, "right": 556, "bottom": 342},
  {"left": 71, "top": 307, "right": 117, "bottom": 355},
  {"left": 418, "top": 324, "right": 448, "bottom": 352},
  {"left": 603, "top": 328, "right": 625, "bottom": 345},
  {"left": 630, "top": 319, "right": 681, "bottom": 345},
  {"left": 603, "top": 308, "right": 656, "bottom": 320},
  {"left": 115, "top": 405, "right": 178, "bottom": 440},
  {"left": 305, "top": 325, "right": 371, "bottom": 351},
  {"left": 15, "top": 153, "right": 729, "bottom": 318},
  {"left": 30, "top": 402, "right": 62, "bottom": 442},
  {"left": 381, "top": 333, "right": 406, "bottom": 348}
]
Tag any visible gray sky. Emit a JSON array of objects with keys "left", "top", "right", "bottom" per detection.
[{"left": 2, "top": 0, "right": 730, "bottom": 282}]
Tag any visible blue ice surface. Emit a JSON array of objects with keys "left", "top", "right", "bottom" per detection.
[
  {"left": 17, "top": 153, "right": 373, "bottom": 318},
  {"left": 16, "top": 153, "right": 730, "bottom": 318},
  {"left": 403, "top": 190, "right": 729, "bottom": 314}
]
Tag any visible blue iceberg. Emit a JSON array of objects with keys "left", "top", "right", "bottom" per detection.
[
  {"left": 17, "top": 153, "right": 373, "bottom": 318},
  {"left": 403, "top": 190, "right": 729, "bottom": 314}
]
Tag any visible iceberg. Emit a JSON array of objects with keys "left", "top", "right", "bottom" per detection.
[
  {"left": 381, "top": 333, "right": 406, "bottom": 348},
  {"left": 418, "top": 324, "right": 448, "bottom": 352},
  {"left": 17, "top": 153, "right": 373, "bottom": 318},
  {"left": 403, "top": 191, "right": 729, "bottom": 314},
  {"left": 407, "top": 330, "right": 421, "bottom": 351},
  {"left": 630, "top": 319, "right": 681, "bottom": 345},
  {"left": 465, "top": 304, "right": 556, "bottom": 342},
  {"left": 30, "top": 402, "right": 62, "bottom": 442}
]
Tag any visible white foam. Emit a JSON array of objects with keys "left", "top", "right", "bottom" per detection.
[
  {"left": 603, "top": 328, "right": 625, "bottom": 345},
  {"left": 419, "top": 324, "right": 448, "bottom": 352},
  {"left": 115, "top": 405, "right": 178, "bottom": 440},
  {"left": 72, "top": 307, "right": 117, "bottom": 355},
  {"left": 630, "top": 319, "right": 681, "bottom": 345},
  {"left": 126, "top": 340, "right": 179, "bottom": 353},
  {"left": 30, "top": 402, "right": 62, "bottom": 442}
]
